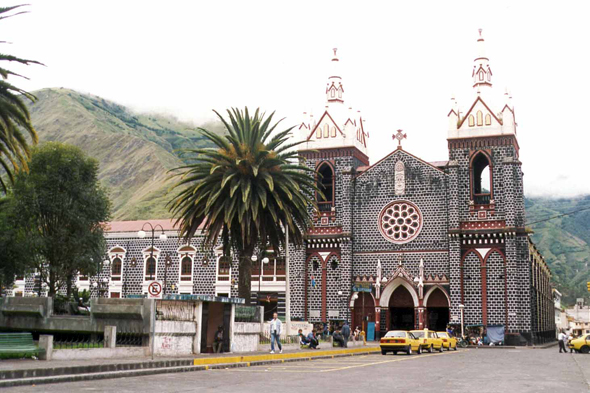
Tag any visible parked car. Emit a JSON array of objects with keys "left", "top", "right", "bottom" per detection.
[
  {"left": 436, "top": 331, "right": 458, "bottom": 351},
  {"left": 380, "top": 330, "right": 422, "bottom": 355},
  {"left": 568, "top": 334, "right": 590, "bottom": 354},
  {"left": 410, "top": 329, "right": 444, "bottom": 353}
]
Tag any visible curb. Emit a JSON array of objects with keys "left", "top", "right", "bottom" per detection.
[
  {"left": 0, "top": 349, "right": 380, "bottom": 388},
  {"left": 472, "top": 341, "right": 558, "bottom": 349}
]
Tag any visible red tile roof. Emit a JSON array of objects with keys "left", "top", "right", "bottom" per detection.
[{"left": 106, "top": 219, "right": 179, "bottom": 233}]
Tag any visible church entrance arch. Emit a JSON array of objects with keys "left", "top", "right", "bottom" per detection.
[
  {"left": 425, "top": 286, "right": 450, "bottom": 331},
  {"left": 352, "top": 292, "right": 375, "bottom": 333},
  {"left": 379, "top": 278, "right": 419, "bottom": 331}
]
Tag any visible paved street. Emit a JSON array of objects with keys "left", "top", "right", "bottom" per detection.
[{"left": 4, "top": 347, "right": 589, "bottom": 392}]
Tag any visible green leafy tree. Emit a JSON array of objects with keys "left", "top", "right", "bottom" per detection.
[
  {"left": 168, "top": 108, "right": 319, "bottom": 303},
  {"left": 11, "top": 142, "right": 111, "bottom": 297},
  {"left": 0, "top": 5, "right": 43, "bottom": 193},
  {"left": 0, "top": 200, "right": 34, "bottom": 294}
]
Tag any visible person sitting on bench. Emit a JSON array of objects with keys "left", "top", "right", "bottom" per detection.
[
  {"left": 298, "top": 329, "right": 310, "bottom": 348},
  {"left": 333, "top": 329, "right": 345, "bottom": 347}
]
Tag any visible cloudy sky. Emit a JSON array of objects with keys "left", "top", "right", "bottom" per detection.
[{"left": 5, "top": 0, "right": 590, "bottom": 197}]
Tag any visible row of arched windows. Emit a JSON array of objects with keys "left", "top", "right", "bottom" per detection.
[
  {"left": 468, "top": 111, "right": 492, "bottom": 127},
  {"left": 108, "top": 255, "right": 194, "bottom": 282},
  {"left": 329, "top": 87, "right": 343, "bottom": 99}
]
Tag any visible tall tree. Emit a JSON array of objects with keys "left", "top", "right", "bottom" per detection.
[
  {"left": 168, "top": 108, "right": 319, "bottom": 303},
  {"left": 0, "top": 4, "right": 43, "bottom": 194},
  {"left": 11, "top": 142, "right": 111, "bottom": 297}
]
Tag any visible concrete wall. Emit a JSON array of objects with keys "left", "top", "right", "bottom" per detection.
[
  {"left": 232, "top": 322, "right": 260, "bottom": 353},
  {"left": 52, "top": 347, "right": 148, "bottom": 360},
  {"left": 154, "top": 320, "right": 197, "bottom": 356}
]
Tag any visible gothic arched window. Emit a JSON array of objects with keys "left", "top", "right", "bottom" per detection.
[
  {"left": 331, "top": 126, "right": 336, "bottom": 137},
  {"left": 181, "top": 256, "right": 192, "bottom": 280},
  {"left": 145, "top": 257, "right": 156, "bottom": 280},
  {"left": 338, "top": 89, "right": 342, "bottom": 98},
  {"left": 468, "top": 115, "right": 475, "bottom": 127},
  {"left": 479, "top": 71, "right": 484, "bottom": 81},
  {"left": 317, "top": 162, "right": 334, "bottom": 209},
  {"left": 476, "top": 111, "right": 483, "bottom": 126},
  {"left": 316, "top": 126, "right": 322, "bottom": 139},
  {"left": 323, "top": 124, "right": 329, "bottom": 138},
  {"left": 331, "top": 89, "right": 335, "bottom": 98},
  {"left": 485, "top": 114, "right": 491, "bottom": 125},
  {"left": 471, "top": 152, "right": 492, "bottom": 204}
]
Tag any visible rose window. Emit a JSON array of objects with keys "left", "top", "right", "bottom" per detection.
[{"left": 378, "top": 200, "right": 423, "bottom": 244}]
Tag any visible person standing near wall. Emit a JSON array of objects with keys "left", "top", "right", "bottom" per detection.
[
  {"left": 342, "top": 321, "right": 351, "bottom": 348},
  {"left": 213, "top": 326, "right": 224, "bottom": 353},
  {"left": 270, "top": 312, "right": 283, "bottom": 354},
  {"left": 558, "top": 330, "right": 567, "bottom": 354}
]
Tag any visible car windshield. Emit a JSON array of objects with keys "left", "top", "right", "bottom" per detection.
[
  {"left": 438, "top": 332, "right": 449, "bottom": 338},
  {"left": 412, "top": 331, "right": 425, "bottom": 338},
  {"left": 385, "top": 331, "right": 406, "bottom": 338}
]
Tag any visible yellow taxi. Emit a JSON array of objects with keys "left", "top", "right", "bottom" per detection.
[
  {"left": 568, "top": 334, "right": 590, "bottom": 354},
  {"left": 380, "top": 330, "right": 422, "bottom": 355},
  {"left": 436, "top": 331, "right": 458, "bottom": 351},
  {"left": 410, "top": 329, "right": 444, "bottom": 353}
]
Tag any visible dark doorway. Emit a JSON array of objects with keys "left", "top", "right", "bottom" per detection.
[
  {"left": 258, "top": 293, "right": 278, "bottom": 321},
  {"left": 389, "top": 285, "right": 415, "bottom": 330},
  {"left": 426, "top": 288, "right": 450, "bottom": 331}
]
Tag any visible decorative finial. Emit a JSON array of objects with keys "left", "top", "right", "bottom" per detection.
[
  {"left": 333, "top": 48, "right": 338, "bottom": 57},
  {"left": 393, "top": 129, "right": 407, "bottom": 149},
  {"left": 479, "top": 28, "right": 483, "bottom": 37}
]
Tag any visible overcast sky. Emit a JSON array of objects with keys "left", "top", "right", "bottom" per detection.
[{"left": 5, "top": 0, "right": 590, "bottom": 197}]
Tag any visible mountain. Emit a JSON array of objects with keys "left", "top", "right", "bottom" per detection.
[
  {"left": 27, "top": 88, "right": 223, "bottom": 220},
  {"left": 526, "top": 196, "right": 590, "bottom": 306}
]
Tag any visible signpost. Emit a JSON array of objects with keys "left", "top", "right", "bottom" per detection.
[{"left": 147, "top": 281, "right": 163, "bottom": 299}]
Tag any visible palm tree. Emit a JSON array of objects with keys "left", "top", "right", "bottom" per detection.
[
  {"left": 168, "top": 107, "right": 320, "bottom": 303},
  {"left": 0, "top": 5, "right": 43, "bottom": 194}
]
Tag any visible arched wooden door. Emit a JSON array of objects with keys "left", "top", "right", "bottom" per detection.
[{"left": 352, "top": 292, "right": 375, "bottom": 333}]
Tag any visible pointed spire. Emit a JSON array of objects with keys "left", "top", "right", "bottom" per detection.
[
  {"left": 326, "top": 48, "right": 344, "bottom": 104},
  {"left": 472, "top": 29, "right": 493, "bottom": 90}
]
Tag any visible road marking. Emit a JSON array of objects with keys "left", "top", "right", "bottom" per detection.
[{"left": 320, "top": 350, "right": 463, "bottom": 372}]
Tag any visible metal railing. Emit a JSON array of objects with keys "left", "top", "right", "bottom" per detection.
[
  {"left": 116, "top": 330, "right": 147, "bottom": 347},
  {"left": 474, "top": 194, "right": 491, "bottom": 205},
  {"left": 53, "top": 333, "right": 104, "bottom": 349}
]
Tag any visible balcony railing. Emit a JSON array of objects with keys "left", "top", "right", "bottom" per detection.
[
  {"left": 473, "top": 194, "right": 491, "bottom": 205},
  {"left": 318, "top": 202, "right": 333, "bottom": 212}
]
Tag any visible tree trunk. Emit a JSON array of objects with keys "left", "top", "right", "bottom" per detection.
[
  {"left": 66, "top": 273, "right": 73, "bottom": 299},
  {"left": 238, "top": 248, "right": 254, "bottom": 305}
]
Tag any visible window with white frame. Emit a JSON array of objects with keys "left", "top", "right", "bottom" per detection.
[
  {"left": 142, "top": 247, "right": 160, "bottom": 281},
  {"left": 111, "top": 258, "right": 122, "bottom": 281}
]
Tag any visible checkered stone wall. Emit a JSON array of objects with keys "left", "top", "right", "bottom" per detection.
[
  {"left": 462, "top": 252, "right": 482, "bottom": 325},
  {"left": 486, "top": 250, "right": 506, "bottom": 326}
]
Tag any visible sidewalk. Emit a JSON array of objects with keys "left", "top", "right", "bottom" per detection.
[{"left": 0, "top": 344, "right": 380, "bottom": 388}]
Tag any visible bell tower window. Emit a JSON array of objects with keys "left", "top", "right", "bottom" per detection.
[
  {"left": 471, "top": 152, "right": 492, "bottom": 204},
  {"left": 468, "top": 115, "right": 475, "bottom": 127},
  {"left": 317, "top": 162, "right": 334, "bottom": 211},
  {"left": 323, "top": 124, "right": 329, "bottom": 138},
  {"left": 331, "top": 126, "right": 336, "bottom": 137},
  {"left": 485, "top": 114, "right": 491, "bottom": 125},
  {"left": 476, "top": 111, "right": 483, "bottom": 126}
]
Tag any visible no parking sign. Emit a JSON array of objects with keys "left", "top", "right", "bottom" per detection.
[{"left": 147, "top": 281, "right": 163, "bottom": 299}]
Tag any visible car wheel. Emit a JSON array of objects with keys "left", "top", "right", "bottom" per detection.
[
  {"left": 428, "top": 345, "right": 433, "bottom": 353},
  {"left": 381, "top": 349, "right": 387, "bottom": 355},
  {"left": 446, "top": 344, "right": 450, "bottom": 351},
  {"left": 580, "top": 346, "right": 590, "bottom": 354},
  {"left": 407, "top": 346, "right": 413, "bottom": 355},
  {"left": 417, "top": 345, "right": 422, "bottom": 354},
  {"left": 393, "top": 351, "right": 397, "bottom": 355},
  {"left": 439, "top": 344, "right": 443, "bottom": 352},
  {"left": 454, "top": 344, "right": 458, "bottom": 351}
]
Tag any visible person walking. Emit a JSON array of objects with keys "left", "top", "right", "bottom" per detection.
[
  {"left": 270, "top": 312, "right": 283, "bottom": 354},
  {"left": 558, "top": 330, "right": 567, "bottom": 354},
  {"left": 342, "top": 321, "right": 351, "bottom": 348},
  {"left": 567, "top": 332, "right": 574, "bottom": 353}
]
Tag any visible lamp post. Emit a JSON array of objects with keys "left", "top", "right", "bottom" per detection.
[
  {"left": 459, "top": 304, "right": 465, "bottom": 338},
  {"left": 337, "top": 290, "right": 344, "bottom": 321},
  {"left": 252, "top": 255, "right": 269, "bottom": 303},
  {"left": 138, "top": 222, "right": 167, "bottom": 281},
  {"left": 163, "top": 254, "right": 172, "bottom": 296}
]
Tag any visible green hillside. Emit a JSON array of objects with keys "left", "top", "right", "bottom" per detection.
[
  {"left": 526, "top": 196, "right": 590, "bottom": 306},
  {"left": 28, "top": 88, "right": 223, "bottom": 220}
]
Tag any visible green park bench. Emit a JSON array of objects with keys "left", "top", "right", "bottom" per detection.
[{"left": 0, "top": 333, "right": 42, "bottom": 358}]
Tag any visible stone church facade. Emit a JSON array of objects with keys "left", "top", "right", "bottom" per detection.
[{"left": 11, "top": 31, "right": 554, "bottom": 344}]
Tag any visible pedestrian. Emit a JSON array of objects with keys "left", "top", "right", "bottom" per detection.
[
  {"left": 323, "top": 323, "right": 329, "bottom": 340},
  {"left": 212, "top": 325, "right": 224, "bottom": 353},
  {"left": 354, "top": 326, "right": 360, "bottom": 341},
  {"left": 270, "top": 312, "right": 283, "bottom": 354},
  {"left": 333, "top": 329, "right": 345, "bottom": 347},
  {"left": 342, "top": 321, "right": 351, "bottom": 348},
  {"left": 298, "top": 329, "right": 310, "bottom": 348},
  {"left": 558, "top": 330, "right": 567, "bottom": 354},
  {"left": 307, "top": 329, "right": 319, "bottom": 349},
  {"left": 567, "top": 332, "right": 574, "bottom": 353}
]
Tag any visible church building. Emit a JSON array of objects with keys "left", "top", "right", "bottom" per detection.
[{"left": 10, "top": 31, "right": 554, "bottom": 345}]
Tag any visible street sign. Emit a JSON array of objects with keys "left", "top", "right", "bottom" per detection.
[
  {"left": 352, "top": 282, "right": 372, "bottom": 293},
  {"left": 147, "top": 281, "right": 163, "bottom": 299}
]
